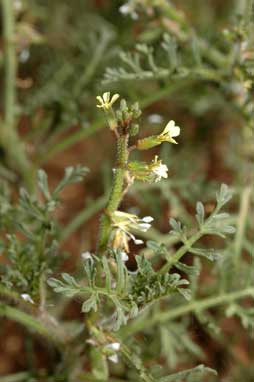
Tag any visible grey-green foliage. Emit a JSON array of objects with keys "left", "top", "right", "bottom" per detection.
[
  {"left": 170, "top": 184, "right": 235, "bottom": 261},
  {"left": 159, "top": 364, "right": 217, "bottom": 382},
  {"left": 226, "top": 303, "right": 254, "bottom": 333},
  {"left": 104, "top": 1, "right": 254, "bottom": 129},
  {"left": 160, "top": 321, "right": 204, "bottom": 368},
  {"left": 0, "top": 166, "right": 88, "bottom": 297},
  {"left": 23, "top": 10, "right": 115, "bottom": 129},
  {"left": 103, "top": 35, "right": 198, "bottom": 84},
  {"left": 47, "top": 184, "right": 235, "bottom": 335},
  {"left": 48, "top": 250, "right": 191, "bottom": 331}
]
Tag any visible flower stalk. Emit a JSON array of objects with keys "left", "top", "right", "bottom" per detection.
[
  {"left": 96, "top": 93, "right": 180, "bottom": 255},
  {"left": 97, "top": 133, "right": 129, "bottom": 254}
]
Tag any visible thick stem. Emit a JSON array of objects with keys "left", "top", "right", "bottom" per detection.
[{"left": 97, "top": 134, "right": 129, "bottom": 255}]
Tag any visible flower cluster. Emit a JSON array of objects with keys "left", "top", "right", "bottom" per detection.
[
  {"left": 110, "top": 211, "right": 153, "bottom": 252},
  {"left": 95, "top": 92, "right": 181, "bottom": 254}
]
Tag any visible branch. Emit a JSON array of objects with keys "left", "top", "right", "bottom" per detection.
[{"left": 120, "top": 287, "right": 254, "bottom": 338}]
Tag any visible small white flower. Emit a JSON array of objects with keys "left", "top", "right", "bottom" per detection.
[
  {"left": 153, "top": 163, "right": 168, "bottom": 179},
  {"left": 119, "top": 3, "right": 138, "bottom": 19},
  {"left": 111, "top": 211, "right": 152, "bottom": 251},
  {"left": 21, "top": 293, "right": 34, "bottom": 304},
  {"left": 159, "top": 120, "right": 181, "bottom": 144},
  {"left": 119, "top": 4, "right": 130, "bottom": 15},
  {"left": 96, "top": 92, "right": 119, "bottom": 111},
  {"left": 134, "top": 239, "right": 144, "bottom": 245},
  {"left": 105, "top": 342, "right": 121, "bottom": 363},
  {"left": 138, "top": 222, "right": 152, "bottom": 231},
  {"left": 108, "top": 342, "right": 121, "bottom": 351},
  {"left": 108, "top": 354, "right": 119, "bottom": 363},
  {"left": 120, "top": 251, "right": 129, "bottom": 262},
  {"left": 81, "top": 251, "right": 92, "bottom": 261},
  {"left": 150, "top": 156, "right": 168, "bottom": 182},
  {"left": 142, "top": 216, "right": 154, "bottom": 223}
]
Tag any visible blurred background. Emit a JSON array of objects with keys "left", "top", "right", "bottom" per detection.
[{"left": 0, "top": 0, "right": 254, "bottom": 381}]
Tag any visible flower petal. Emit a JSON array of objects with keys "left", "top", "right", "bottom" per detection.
[
  {"left": 111, "top": 93, "right": 120, "bottom": 104},
  {"left": 142, "top": 216, "right": 154, "bottom": 223}
]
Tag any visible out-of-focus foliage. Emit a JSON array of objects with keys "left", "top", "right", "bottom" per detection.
[{"left": 0, "top": 1, "right": 254, "bottom": 381}]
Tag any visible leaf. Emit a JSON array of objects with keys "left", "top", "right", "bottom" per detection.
[
  {"left": 102, "top": 256, "right": 112, "bottom": 292},
  {"left": 37, "top": 169, "right": 51, "bottom": 200},
  {"left": 47, "top": 277, "right": 79, "bottom": 297},
  {"left": 159, "top": 364, "right": 217, "bottom": 382},
  {"left": 81, "top": 294, "right": 98, "bottom": 313},
  {"left": 189, "top": 248, "right": 221, "bottom": 261},
  {"left": 178, "top": 287, "right": 192, "bottom": 301},
  {"left": 61, "top": 273, "right": 79, "bottom": 287},
  {"left": 53, "top": 166, "right": 89, "bottom": 196},
  {"left": 175, "top": 261, "right": 201, "bottom": 277},
  {"left": 116, "top": 251, "right": 126, "bottom": 294},
  {"left": 196, "top": 201, "right": 205, "bottom": 226},
  {"left": 135, "top": 255, "right": 154, "bottom": 276},
  {"left": 216, "top": 183, "right": 233, "bottom": 207},
  {"left": 169, "top": 218, "right": 183, "bottom": 236},
  {"left": 146, "top": 240, "right": 167, "bottom": 255}
]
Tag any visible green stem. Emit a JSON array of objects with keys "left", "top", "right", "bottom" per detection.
[
  {"left": 0, "top": 303, "right": 54, "bottom": 340},
  {"left": 120, "top": 287, "right": 254, "bottom": 338},
  {"left": 0, "top": 298, "right": 69, "bottom": 348},
  {"left": 89, "top": 323, "right": 156, "bottom": 382},
  {"left": 159, "top": 230, "right": 203, "bottom": 274},
  {"left": 159, "top": 204, "right": 222, "bottom": 274},
  {"left": 2, "top": 0, "right": 16, "bottom": 131},
  {"left": 97, "top": 134, "right": 129, "bottom": 255},
  {"left": 234, "top": 185, "right": 252, "bottom": 268},
  {"left": 1, "top": 0, "right": 33, "bottom": 189}
]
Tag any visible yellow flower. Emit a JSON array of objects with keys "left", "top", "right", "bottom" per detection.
[
  {"left": 158, "top": 120, "right": 180, "bottom": 144},
  {"left": 96, "top": 92, "right": 120, "bottom": 111}
]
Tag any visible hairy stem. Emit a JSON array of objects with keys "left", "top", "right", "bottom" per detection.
[{"left": 97, "top": 133, "right": 129, "bottom": 254}]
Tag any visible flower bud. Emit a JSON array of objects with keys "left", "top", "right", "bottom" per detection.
[{"left": 129, "top": 123, "right": 139, "bottom": 136}]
